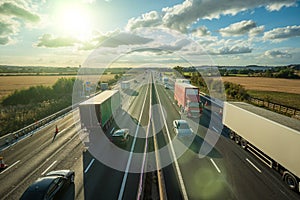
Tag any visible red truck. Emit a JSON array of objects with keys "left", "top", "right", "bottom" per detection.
[{"left": 174, "top": 82, "right": 202, "bottom": 117}]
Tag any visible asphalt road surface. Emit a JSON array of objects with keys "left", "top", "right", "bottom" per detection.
[{"left": 0, "top": 73, "right": 299, "bottom": 200}]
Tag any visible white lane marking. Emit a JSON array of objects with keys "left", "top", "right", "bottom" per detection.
[
  {"left": 110, "top": 127, "right": 115, "bottom": 135},
  {"left": 41, "top": 160, "right": 57, "bottom": 175},
  {"left": 212, "top": 126, "right": 219, "bottom": 133},
  {"left": 0, "top": 160, "right": 21, "bottom": 174},
  {"left": 154, "top": 82, "right": 189, "bottom": 200},
  {"left": 210, "top": 158, "right": 221, "bottom": 173},
  {"left": 118, "top": 79, "right": 150, "bottom": 200},
  {"left": 246, "top": 158, "right": 262, "bottom": 173},
  {"left": 84, "top": 158, "right": 95, "bottom": 174}
]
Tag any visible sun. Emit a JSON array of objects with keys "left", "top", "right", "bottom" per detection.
[{"left": 59, "top": 5, "right": 93, "bottom": 41}]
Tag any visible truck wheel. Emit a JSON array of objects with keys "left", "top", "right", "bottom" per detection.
[
  {"left": 234, "top": 136, "right": 240, "bottom": 144},
  {"left": 240, "top": 138, "right": 247, "bottom": 149},
  {"left": 229, "top": 131, "right": 235, "bottom": 140},
  {"left": 284, "top": 172, "right": 297, "bottom": 191}
]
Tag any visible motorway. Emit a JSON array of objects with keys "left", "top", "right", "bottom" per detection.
[{"left": 0, "top": 72, "right": 299, "bottom": 200}]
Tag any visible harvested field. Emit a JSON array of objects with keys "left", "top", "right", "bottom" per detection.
[
  {"left": 0, "top": 75, "right": 115, "bottom": 100},
  {"left": 221, "top": 77, "right": 300, "bottom": 94}
]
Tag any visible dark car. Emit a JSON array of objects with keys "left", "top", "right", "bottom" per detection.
[
  {"left": 20, "top": 170, "right": 75, "bottom": 200},
  {"left": 111, "top": 129, "right": 129, "bottom": 145}
]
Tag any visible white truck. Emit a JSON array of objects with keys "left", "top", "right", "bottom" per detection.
[
  {"left": 223, "top": 102, "right": 300, "bottom": 192},
  {"left": 120, "top": 81, "right": 130, "bottom": 90}
]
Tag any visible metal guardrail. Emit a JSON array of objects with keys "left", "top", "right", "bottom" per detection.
[{"left": 0, "top": 105, "right": 74, "bottom": 149}]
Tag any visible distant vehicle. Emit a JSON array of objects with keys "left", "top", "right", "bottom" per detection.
[
  {"left": 20, "top": 170, "right": 75, "bottom": 200},
  {"left": 223, "top": 102, "right": 300, "bottom": 192},
  {"left": 175, "top": 78, "right": 190, "bottom": 84},
  {"left": 111, "top": 129, "right": 129, "bottom": 145},
  {"left": 120, "top": 81, "right": 130, "bottom": 90},
  {"left": 174, "top": 83, "right": 202, "bottom": 117},
  {"left": 173, "top": 120, "right": 193, "bottom": 139},
  {"left": 162, "top": 76, "right": 168, "bottom": 84},
  {"left": 79, "top": 90, "right": 121, "bottom": 131},
  {"left": 0, "top": 157, "right": 7, "bottom": 169},
  {"left": 100, "top": 82, "right": 109, "bottom": 91}
]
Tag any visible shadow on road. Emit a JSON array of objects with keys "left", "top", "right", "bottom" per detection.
[
  {"left": 178, "top": 134, "right": 222, "bottom": 159},
  {"left": 123, "top": 89, "right": 139, "bottom": 96}
]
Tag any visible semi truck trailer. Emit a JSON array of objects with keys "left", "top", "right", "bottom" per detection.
[
  {"left": 79, "top": 90, "right": 121, "bottom": 131},
  {"left": 223, "top": 102, "right": 300, "bottom": 192},
  {"left": 174, "top": 83, "right": 202, "bottom": 118},
  {"left": 120, "top": 81, "right": 130, "bottom": 90}
]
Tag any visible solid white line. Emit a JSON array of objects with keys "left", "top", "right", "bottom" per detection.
[
  {"left": 246, "top": 158, "right": 262, "bottom": 173},
  {"left": 154, "top": 81, "right": 189, "bottom": 200},
  {"left": 84, "top": 158, "right": 95, "bottom": 174},
  {"left": 212, "top": 126, "right": 219, "bottom": 133},
  {"left": 0, "top": 160, "right": 20, "bottom": 174},
  {"left": 210, "top": 158, "right": 221, "bottom": 173},
  {"left": 110, "top": 127, "right": 115, "bottom": 135},
  {"left": 41, "top": 160, "right": 57, "bottom": 175},
  {"left": 118, "top": 80, "right": 150, "bottom": 200}
]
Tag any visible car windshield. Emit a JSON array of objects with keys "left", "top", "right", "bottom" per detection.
[{"left": 113, "top": 130, "right": 125, "bottom": 136}]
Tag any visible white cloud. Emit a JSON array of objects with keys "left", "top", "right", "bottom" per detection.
[
  {"left": 0, "top": 1, "right": 41, "bottom": 45},
  {"left": 162, "top": 0, "right": 297, "bottom": 33},
  {"left": 191, "top": 26, "right": 211, "bottom": 37},
  {"left": 212, "top": 45, "right": 252, "bottom": 55},
  {"left": 264, "top": 49, "right": 292, "bottom": 58},
  {"left": 99, "top": 31, "right": 154, "bottom": 48},
  {"left": 127, "top": 0, "right": 296, "bottom": 33},
  {"left": 263, "top": 25, "right": 300, "bottom": 42},
  {"left": 249, "top": 25, "right": 265, "bottom": 37},
  {"left": 126, "top": 11, "right": 162, "bottom": 31},
  {"left": 219, "top": 20, "right": 263, "bottom": 37},
  {"left": 35, "top": 34, "right": 79, "bottom": 48}
]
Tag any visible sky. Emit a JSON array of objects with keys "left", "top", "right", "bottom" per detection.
[{"left": 0, "top": 0, "right": 300, "bottom": 68}]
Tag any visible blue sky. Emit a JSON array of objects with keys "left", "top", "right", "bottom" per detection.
[{"left": 0, "top": 0, "right": 300, "bottom": 67}]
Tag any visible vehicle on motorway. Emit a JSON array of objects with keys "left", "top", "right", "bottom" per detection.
[
  {"left": 120, "top": 81, "right": 130, "bottom": 90},
  {"left": 79, "top": 90, "right": 121, "bottom": 132},
  {"left": 0, "top": 157, "right": 7, "bottom": 169},
  {"left": 175, "top": 78, "right": 190, "bottom": 84},
  {"left": 111, "top": 128, "right": 129, "bottom": 145},
  {"left": 173, "top": 120, "right": 193, "bottom": 139},
  {"left": 20, "top": 170, "right": 75, "bottom": 200},
  {"left": 174, "top": 82, "right": 202, "bottom": 117},
  {"left": 100, "top": 82, "right": 109, "bottom": 91},
  {"left": 162, "top": 76, "right": 168, "bottom": 85},
  {"left": 223, "top": 102, "right": 300, "bottom": 192}
]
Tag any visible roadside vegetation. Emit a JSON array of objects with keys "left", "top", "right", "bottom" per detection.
[
  {"left": 0, "top": 78, "right": 78, "bottom": 136},
  {"left": 174, "top": 66, "right": 300, "bottom": 111}
]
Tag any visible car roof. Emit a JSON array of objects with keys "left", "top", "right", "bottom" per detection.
[
  {"left": 20, "top": 176, "right": 61, "bottom": 200},
  {"left": 175, "top": 120, "right": 188, "bottom": 124},
  {"left": 113, "top": 129, "right": 128, "bottom": 136},
  {"left": 46, "top": 170, "right": 71, "bottom": 177}
]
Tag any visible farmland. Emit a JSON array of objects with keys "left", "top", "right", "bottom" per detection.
[
  {"left": 221, "top": 77, "right": 300, "bottom": 94},
  {"left": 221, "top": 77, "right": 300, "bottom": 109},
  {"left": 0, "top": 75, "right": 115, "bottom": 100}
]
